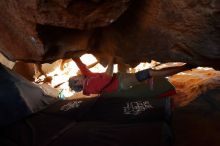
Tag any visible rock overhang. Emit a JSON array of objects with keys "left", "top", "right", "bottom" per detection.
[{"left": 0, "top": 0, "right": 219, "bottom": 69}]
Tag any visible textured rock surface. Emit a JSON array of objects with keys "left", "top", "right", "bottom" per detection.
[
  {"left": 0, "top": 0, "right": 130, "bottom": 62},
  {"left": 0, "top": 0, "right": 220, "bottom": 69},
  {"left": 169, "top": 67, "right": 220, "bottom": 107}
]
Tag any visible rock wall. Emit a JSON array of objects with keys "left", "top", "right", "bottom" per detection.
[{"left": 0, "top": 0, "right": 219, "bottom": 69}]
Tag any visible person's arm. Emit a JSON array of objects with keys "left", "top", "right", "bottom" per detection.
[
  {"left": 76, "top": 61, "right": 98, "bottom": 75},
  {"left": 72, "top": 58, "right": 94, "bottom": 76},
  {"left": 105, "top": 56, "right": 114, "bottom": 76}
]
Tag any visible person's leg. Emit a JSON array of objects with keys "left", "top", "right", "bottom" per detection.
[
  {"left": 135, "top": 69, "right": 151, "bottom": 82},
  {"left": 135, "top": 64, "right": 193, "bottom": 81},
  {"left": 149, "top": 64, "right": 193, "bottom": 77},
  {"left": 118, "top": 73, "right": 141, "bottom": 90},
  {"left": 118, "top": 64, "right": 193, "bottom": 90}
]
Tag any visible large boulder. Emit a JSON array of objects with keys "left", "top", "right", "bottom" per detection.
[
  {"left": 0, "top": 0, "right": 220, "bottom": 69},
  {"left": 0, "top": 0, "right": 130, "bottom": 62}
]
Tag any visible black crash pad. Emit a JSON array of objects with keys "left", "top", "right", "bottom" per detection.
[
  {"left": 0, "top": 63, "right": 176, "bottom": 146},
  {"left": 0, "top": 64, "right": 57, "bottom": 127},
  {"left": 0, "top": 95, "right": 173, "bottom": 146}
]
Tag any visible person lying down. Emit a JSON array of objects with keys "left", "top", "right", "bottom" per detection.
[
  {"left": 69, "top": 57, "right": 192, "bottom": 95},
  {"left": 38, "top": 57, "right": 220, "bottom": 108},
  {"left": 68, "top": 58, "right": 220, "bottom": 107}
]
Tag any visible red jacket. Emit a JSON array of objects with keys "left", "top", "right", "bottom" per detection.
[{"left": 73, "top": 58, "right": 119, "bottom": 95}]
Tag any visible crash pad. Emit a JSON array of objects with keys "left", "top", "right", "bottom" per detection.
[
  {"left": 0, "top": 64, "right": 57, "bottom": 127},
  {"left": 0, "top": 64, "right": 176, "bottom": 145},
  {"left": 0, "top": 90, "right": 173, "bottom": 146}
]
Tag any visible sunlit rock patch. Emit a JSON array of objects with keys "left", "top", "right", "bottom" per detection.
[
  {"left": 0, "top": 53, "right": 14, "bottom": 69},
  {"left": 168, "top": 67, "right": 220, "bottom": 107}
]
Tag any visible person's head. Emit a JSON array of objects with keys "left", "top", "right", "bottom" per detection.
[{"left": 68, "top": 75, "right": 86, "bottom": 92}]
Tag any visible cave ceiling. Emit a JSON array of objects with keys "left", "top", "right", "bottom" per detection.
[{"left": 0, "top": 0, "right": 220, "bottom": 69}]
